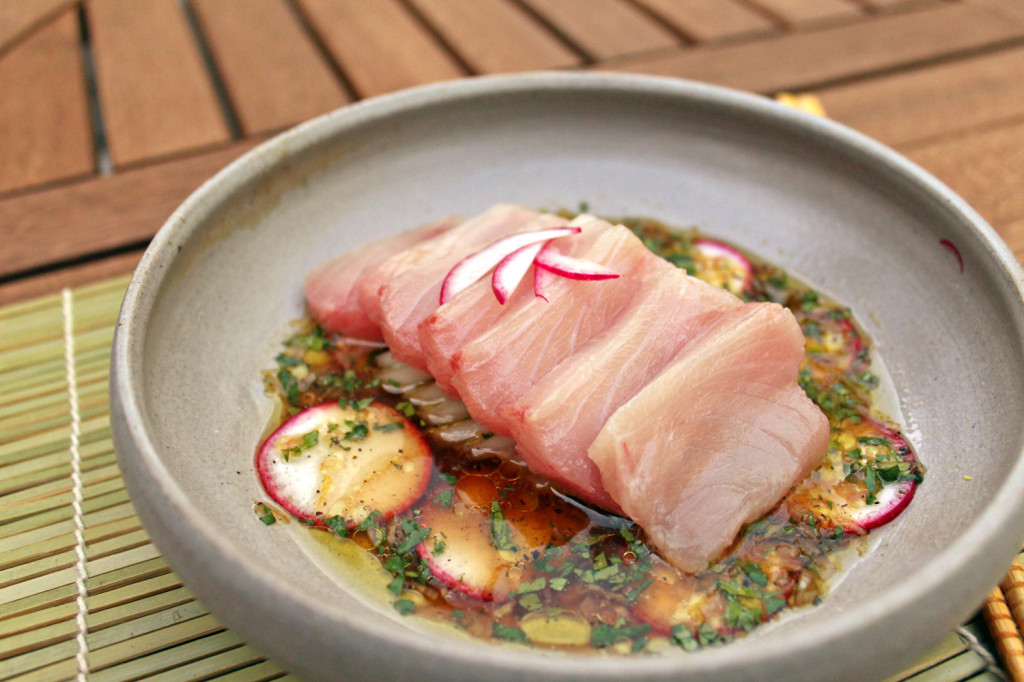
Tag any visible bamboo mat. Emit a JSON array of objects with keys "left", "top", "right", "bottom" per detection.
[{"left": 0, "top": 276, "right": 1009, "bottom": 681}]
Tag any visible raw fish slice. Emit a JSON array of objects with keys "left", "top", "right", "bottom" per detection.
[
  {"left": 418, "top": 269, "right": 534, "bottom": 395},
  {"left": 589, "top": 303, "right": 829, "bottom": 572},
  {"left": 419, "top": 213, "right": 596, "bottom": 395},
  {"left": 304, "top": 217, "right": 457, "bottom": 339},
  {"left": 449, "top": 220, "right": 650, "bottom": 439},
  {"left": 503, "top": 267, "right": 742, "bottom": 511},
  {"left": 378, "top": 205, "right": 558, "bottom": 371}
]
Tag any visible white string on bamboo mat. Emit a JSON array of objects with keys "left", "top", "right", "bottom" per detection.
[
  {"left": 62, "top": 288, "right": 91, "bottom": 681},
  {"left": 956, "top": 625, "right": 1007, "bottom": 680}
]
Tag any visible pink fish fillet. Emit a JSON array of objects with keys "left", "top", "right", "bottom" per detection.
[
  {"left": 418, "top": 212, "right": 590, "bottom": 396},
  {"left": 448, "top": 218, "right": 651, "bottom": 439},
  {"left": 375, "top": 204, "right": 549, "bottom": 371},
  {"left": 304, "top": 217, "right": 457, "bottom": 340},
  {"left": 502, "top": 265, "right": 742, "bottom": 512},
  {"left": 588, "top": 303, "right": 829, "bottom": 573}
]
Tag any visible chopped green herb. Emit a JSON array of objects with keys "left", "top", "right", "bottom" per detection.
[
  {"left": 493, "top": 623, "right": 528, "bottom": 642},
  {"left": 393, "top": 599, "right": 416, "bottom": 615},
  {"left": 343, "top": 420, "right": 369, "bottom": 441},
  {"left": 374, "top": 422, "right": 404, "bottom": 433},
  {"left": 740, "top": 561, "right": 768, "bottom": 587},
  {"left": 349, "top": 397, "right": 374, "bottom": 411},
  {"left": 489, "top": 501, "right": 519, "bottom": 553},
  {"left": 254, "top": 503, "right": 276, "bottom": 525},
  {"left": 277, "top": 369, "right": 299, "bottom": 402},
  {"left": 324, "top": 515, "right": 348, "bottom": 537},
  {"left": 395, "top": 520, "right": 431, "bottom": 555},
  {"left": 590, "top": 622, "right": 651, "bottom": 648},
  {"left": 671, "top": 624, "right": 699, "bottom": 651}
]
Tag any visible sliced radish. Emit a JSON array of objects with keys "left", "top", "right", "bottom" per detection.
[
  {"left": 439, "top": 227, "right": 580, "bottom": 304},
  {"left": 789, "top": 419, "right": 920, "bottom": 534},
  {"left": 417, "top": 503, "right": 519, "bottom": 602},
  {"left": 256, "top": 401, "right": 432, "bottom": 528},
  {"left": 492, "top": 242, "right": 545, "bottom": 305},
  {"left": 534, "top": 265, "right": 556, "bottom": 302},
  {"left": 417, "top": 478, "right": 548, "bottom": 602},
  {"left": 797, "top": 308, "right": 867, "bottom": 375},
  {"left": 630, "top": 564, "right": 708, "bottom": 635},
  {"left": 533, "top": 244, "right": 621, "bottom": 281},
  {"left": 692, "top": 237, "right": 752, "bottom": 295},
  {"left": 843, "top": 423, "right": 919, "bottom": 531}
]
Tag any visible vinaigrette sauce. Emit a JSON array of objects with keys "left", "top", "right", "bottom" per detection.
[{"left": 257, "top": 218, "right": 923, "bottom": 653}]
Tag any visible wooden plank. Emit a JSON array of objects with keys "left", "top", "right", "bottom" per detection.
[
  {"left": 521, "top": 0, "right": 678, "bottom": 61},
  {"left": 296, "top": 0, "right": 463, "bottom": 98},
  {"left": 748, "top": 0, "right": 865, "bottom": 27},
  {"left": 85, "top": 0, "right": 230, "bottom": 167},
  {"left": 0, "top": 251, "right": 142, "bottom": 308},
  {"left": 902, "top": 118, "right": 1024, "bottom": 235},
  {"left": 0, "top": 139, "right": 260, "bottom": 281},
  {"left": 1000, "top": 216, "right": 1024, "bottom": 265},
  {"left": 608, "top": 3, "right": 1024, "bottom": 94},
  {"left": 966, "top": 0, "right": 1024, "bottom": 24},
  {"left": 408, "top": 0, "right": 580, "bottom": 73},
  {"left": 191, "top": 0, "right": 348, "bottom": 136},
  {"left": 633, "top": 0, "right": 777, "bottom": 42},
  {"left": 0, "top": 0, "right": 77, "bottom": 55},
  {"left": 819, "top": 46, "right": 1024, "bottom": 148},
  {"left": 859, "top": 0, "right": 942, "bottom": 11},
  {"left": 0, "top": 9, "right": 93, "bottom": 194}
]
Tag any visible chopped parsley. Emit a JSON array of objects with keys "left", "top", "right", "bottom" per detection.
[{"left": 489, "top": 501, "right": 519, "bottom": 553}]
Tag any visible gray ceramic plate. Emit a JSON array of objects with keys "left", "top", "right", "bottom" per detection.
[{"left": 111, "top": 72, "right": 1024, "bottom": 681}]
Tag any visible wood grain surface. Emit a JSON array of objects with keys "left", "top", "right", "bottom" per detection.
[
  {"left": 191, "top": 0, "right": 349, "bottom": 136},
  {"left": 408, "top": 0, "right": 581, "bottom": 73},
  {"left": 609, "top": 3, "right": 1024, "bottom": 93},
  {"left": 0, "top": 0, "right": 76, "bottom": 55},
  {"left": 85, "top": 0, "right": 230, "bottom": 167},
  {"left": 521, "top": 0, "right": 679, "bottom": 61},
  {"left": 0, "top": 9, "right": 92, "bottom": 195},
  {"left": 0, "top": 140, "right": 259, "bottom": 280},
  {"left": 296, "top": 0, "right": 464, "bottom": 98},
  {"left": 634, "top": 0, "right": 777, "bottom": 42}
]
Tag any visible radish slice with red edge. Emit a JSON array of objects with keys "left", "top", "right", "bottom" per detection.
[
  {"left": 844, "top": 423, "right": 919, "bottom": 531},
  {"left": 492, "top": 241, "right": 545, "bottom": 304},
  {"left": 439, "top": 226, "right": 580, "bottom": 304},
  {"left": 256, "top": 401, "right": 432, "bottom": 528},
  {"left": 533, "top": 245, "right": 621, "bottom": 281},
  {"left": 534, "top": 264, "right": 556, "bottom": 301},
  {"left": 692, "top": 237, "right": 752, "bottom": 295},
  {"left": 417, "top": 502, "right": 520, "bottom": 602}
]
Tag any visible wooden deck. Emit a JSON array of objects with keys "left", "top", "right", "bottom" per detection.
[{"left": 1, "top": 0, "right": 1023, "bottom": 304}]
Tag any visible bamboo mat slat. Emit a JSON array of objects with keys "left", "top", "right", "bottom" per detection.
[{"left": 0, "top": 274, "right": 1012, "bottom": 680}]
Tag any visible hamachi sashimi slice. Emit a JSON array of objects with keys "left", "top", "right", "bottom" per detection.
[
  {"left": 418, "top": 213, "right": 595, "bottom": 396},
  {"left": 502, "top": 264, "right": 742, "bottom": 512},
  {"left": 589, "top": 302, "right": 829, "bottom": 572},
  {"left": 448, "top": 218, "right": 651, "bottom": 439},
  {"left": 376, "top": 205, "right": 556, "bottom": 371},
  {"left": 304, "top": 217, "right": 457, "bottom": 340}
]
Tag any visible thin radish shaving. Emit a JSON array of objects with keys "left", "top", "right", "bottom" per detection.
[
  {"left": 534, "top": 246, "right": 621, "bottom": 281},
  {"left": 492, "top": 242, "right": 545, "bottom": 304},
  {"left": 534, "top": 265, "right": 556, "bottom": 302},
  {"left": 439, "top": 227, "right": 580, "bottom": 304}
]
